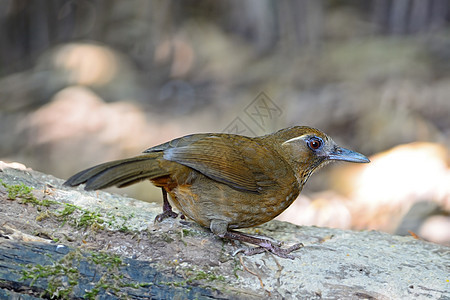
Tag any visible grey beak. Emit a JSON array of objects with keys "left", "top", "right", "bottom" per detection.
[{"left": 328, "top": 147, "right": 370, "bottom": 163}]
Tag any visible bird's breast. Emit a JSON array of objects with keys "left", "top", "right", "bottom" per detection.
[
  {"left": 153, "top": 166, "right": 301, "bottom": 229},
  {"left": 169, "top": 177, "right": 300, "bottom": 229}
]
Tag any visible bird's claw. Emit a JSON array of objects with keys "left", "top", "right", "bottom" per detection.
[
  {"left": 155, "top": 188, "right": 179, "bottom": 223},
  {"left": 154, "top": 210, "right": 178, "bottom": 223}
]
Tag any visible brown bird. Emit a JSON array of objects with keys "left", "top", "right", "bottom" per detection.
[{"left": 64, "top": 126, "right": 369, "bottom": 258}]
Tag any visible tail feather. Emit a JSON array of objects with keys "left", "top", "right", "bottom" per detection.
[
  {"left": 64, "top": 154, "right": 169, "bottom": 190},
  {"left": 115, "top": 171, "right": 164, "bottom": 188}
]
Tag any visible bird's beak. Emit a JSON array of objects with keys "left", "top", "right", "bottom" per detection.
[{"left": 328, "top": 147, "right": 370, "bottom": 163}]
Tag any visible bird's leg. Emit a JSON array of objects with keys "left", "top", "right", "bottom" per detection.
[
  {"left": 225, "top": 230, "right": 303, "bottom": 259},
  {"left": 155, "top": 188, "right": 178, "bottom": 222},
  {"left": 209, "top": 220, "right": 303, "bottom": 259}
]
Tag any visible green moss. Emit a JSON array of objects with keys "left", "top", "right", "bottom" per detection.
[
  {"left": 160, "top": 268, "right": 225, "bottom": 288},
  {"left": 19, "top": 249, "right": 150, "bottom": 299},
  {"left": 105, "top": 212, "right": 135, "bottom": 232},
  {"left": 1, "top": 179, "right": 33, "bottom": 200},
  {"left": 57, "top": 203, "right": 78, "bottom": 218},
  {"left": 90, "top": 252, "right": 124, "bottom": 269},
  {"left": 76, "top": 209, "right": 104, "bottom": 228},
  {"left": 182, "top": 228, "right": 200, "bottom": 237},
  {"left": 52, "top": 203, "right": 105, "bottom": 230},
  {"left": 19, "top": 250, "right": 82, "bottom": 299},
  {"left": 0, "top": 180, "right": 141, "bottom": 235},
  {"left": 188, "top": 270, "right": 225, "bottom": 283},
  {"left": 0, "top": 180, "right": 114, "bottom": 232},
  {"left": 121, "top": 282, "right": 153, "bottom": 289},
  {"left": 0, "top": 179, "right": 56, "bottom": 207},
  {"left": 84, "top": 251, "right": 131, "bottom": 299}
]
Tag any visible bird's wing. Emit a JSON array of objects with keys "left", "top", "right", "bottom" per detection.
[{"left": 149, "top": 134, "right": 281, "bottom": 193}]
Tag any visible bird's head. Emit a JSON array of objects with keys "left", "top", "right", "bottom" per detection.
[{"left": 268, "top": 126, "right": 370, "bottom": 185}]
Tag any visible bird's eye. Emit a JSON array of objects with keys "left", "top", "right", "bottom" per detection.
[{"left": 308, "top": 138, "right": 323, "bottom": 151}]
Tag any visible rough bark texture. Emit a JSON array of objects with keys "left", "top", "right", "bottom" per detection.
[{"left": 0, "top": 161, "right": 448, "bottom": 299}]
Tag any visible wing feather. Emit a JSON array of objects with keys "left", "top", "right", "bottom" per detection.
[{"left": 160, "top": 135, "right": 280, "bottom": 193}]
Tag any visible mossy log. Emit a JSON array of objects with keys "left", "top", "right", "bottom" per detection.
[{"left": 0, "top": 162, "right": 449, "bottom": 299}]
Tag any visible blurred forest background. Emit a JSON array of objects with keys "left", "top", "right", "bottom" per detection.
[{"left": 0, "top": 0, "right": 449, "bottom": 245}]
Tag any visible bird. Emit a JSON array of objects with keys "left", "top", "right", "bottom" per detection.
[{"left": 64, "top": 126, "right": 370, "bottom": 258}]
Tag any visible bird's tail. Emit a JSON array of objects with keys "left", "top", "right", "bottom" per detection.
[{"left": 63, "top": 153, "right": 169, "bottom": 190}]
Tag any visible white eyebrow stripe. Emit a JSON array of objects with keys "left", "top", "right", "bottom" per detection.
[{"left": 282, "top": 135, "right": 308, "bottom": 145}]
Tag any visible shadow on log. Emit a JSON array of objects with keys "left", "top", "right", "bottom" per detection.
[{"left": 0, "top": 240, "right": 219, "bottom": 299}]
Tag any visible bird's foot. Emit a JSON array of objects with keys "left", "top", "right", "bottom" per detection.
[
  {"left": 225, "top": 230, "right": 303, "bottom": 259},
  {"left": 155, "top": 209, "right": 178, "bottom": 222},
  {"left": 155, "top": 188, "right": 179, "bottom": 222}
]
